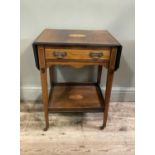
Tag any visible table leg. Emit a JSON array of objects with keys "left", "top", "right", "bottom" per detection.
[
  {"left": 97, "top": 65, "right": 103, "bottom": 84},
  {"left": 100, "top": 47, "right": 117, "bottom": 130},
  {"left": 38, "top": 46, "right": 49, "bottom": 131},
  {"left": 100, "top": 69, "right": 114, "bottom": 129},
  {"left": 49, "top": 66, "right": 55, "bottom": 88},
  {"left": 40, "top": 69, "right": 49, "bottom": 131}
]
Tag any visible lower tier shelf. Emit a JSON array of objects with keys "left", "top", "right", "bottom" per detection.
[{"left": 48, "top": 84, "right": 104, "bottom": 112}]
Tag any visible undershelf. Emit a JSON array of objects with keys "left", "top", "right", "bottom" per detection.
[{"left": 48, "top": 83, "right": 104, "bottom": 112}]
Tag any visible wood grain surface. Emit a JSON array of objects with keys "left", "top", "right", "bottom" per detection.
[
  {"left": 45, "top": 48, "right": 110, "bottom": 60},
  {"left": 34, "top": 29, "right": 121, "bottom": 46},
  {"left": 48, "top": 85, "right": 103, "bottom": 112},
  {"left": 21, "top": 102, "right": 135, "bottom": 155},
  {"left": 33, "top": 29, "right": 122, "bottom": 71}
]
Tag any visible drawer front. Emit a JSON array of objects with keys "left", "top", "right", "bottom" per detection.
[{"left": 45, "top": 48, "right": 110, "bottom": 61}]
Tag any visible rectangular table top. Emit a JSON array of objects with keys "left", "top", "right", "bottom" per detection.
[
  {"left": 34, "top": 29, "right": 121, "bottom": 47},
  {"left": 33, "top": 29, "right": 122, "bottom": 70}
]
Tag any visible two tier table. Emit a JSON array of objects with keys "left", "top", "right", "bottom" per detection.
[{"left": 33, "top": 29, "right": 122, "bottom": 131}]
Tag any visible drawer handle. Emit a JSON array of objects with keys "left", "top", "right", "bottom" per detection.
[
  {"left": 53, "top": 51, "right": 67, "bottom": 59},
  {"left": 89, "top": 52, "right": 103, "bottom": 59}
]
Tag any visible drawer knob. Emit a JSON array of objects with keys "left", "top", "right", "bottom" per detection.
[
  {"left": 53, "top": 51, "right": 67, "bottom": 59},
  {"left": 89, "top": 52, "right": 103, "bottom": 59}
]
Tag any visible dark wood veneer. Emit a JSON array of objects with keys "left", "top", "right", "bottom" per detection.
[{"left": 33, "top": 29, "right": 122, "bottom": 131}]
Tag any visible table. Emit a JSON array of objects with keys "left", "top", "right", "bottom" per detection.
[{"left": 33, "top": 29, "right": 122, "bottom": 131}]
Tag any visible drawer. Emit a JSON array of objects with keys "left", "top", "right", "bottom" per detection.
[{"left": 45, "top": 48, "right": 110, "bottom": 61}]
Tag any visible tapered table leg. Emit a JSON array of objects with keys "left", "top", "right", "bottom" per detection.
[
  {"left": 49, "top": 66, "right": 55, "bottom": 88},
  {"left": 100, "top": 70, "right": 114, "bottom": 129},
  {"left": 38, "top": 46, "right": 49, "bottom": 131},
  {"left": 100, "top": 47, "right": 117, "bottom": 130},
  {"left": 40, "top": 69, "right": 49, "bottom": 131},
  {"left": 97, "top": 65, "right": 103, "bottom": 84}
]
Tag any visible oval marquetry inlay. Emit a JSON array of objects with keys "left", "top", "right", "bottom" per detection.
[
  {"left": 69, "top": 94, "right": 83, "bottom": 100},
  {"left": 69, "top": 34, "right": 86, "bottom": 38}
]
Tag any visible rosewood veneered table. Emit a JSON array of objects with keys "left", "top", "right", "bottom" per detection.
[{"left": 33, "top": 29, "right": 122, "bottom": 131}]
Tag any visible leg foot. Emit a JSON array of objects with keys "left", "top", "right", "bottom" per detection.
[
  {"left": 43, "top": 127, "right": 48, "bottom": 131},
  {"left": 43, "top": 125, "right": 49, "bottom": 131},
  {"left": 100, "top": 124, "right": 105, "bottom": 130}
]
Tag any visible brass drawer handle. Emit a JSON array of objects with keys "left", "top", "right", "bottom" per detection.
[
  {"left": 89, "top": 52, "right": 103, "bottom": 59},
  {"left": 53, "top": 51, "right": 67, "bottom": 59}
]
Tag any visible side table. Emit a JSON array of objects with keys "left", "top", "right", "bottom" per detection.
[{"left": 33, "top": 29, "right": 122, "bottom": 131}]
